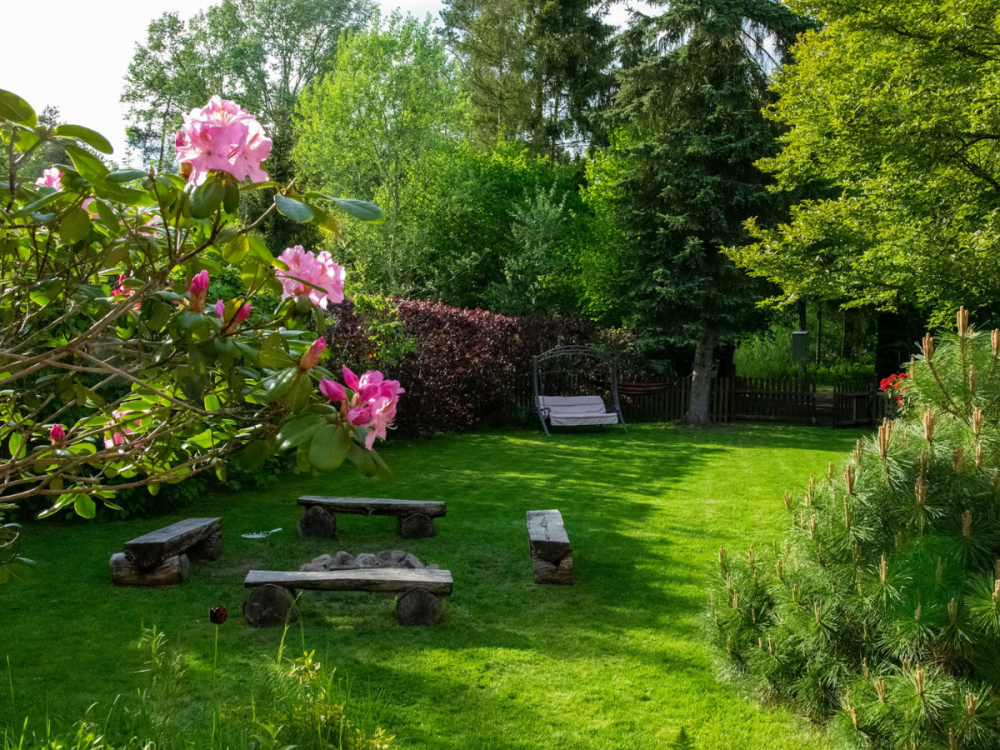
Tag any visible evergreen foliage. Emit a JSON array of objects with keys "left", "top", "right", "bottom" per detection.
[
  {"left": 597, "top": 0, "right": 812, "bottom": 422},
  {"left": 442, "top": 0, "right": 615, "bottom": 158},
  {"left": 710, "top": 308, "right": 1000, "bottom": 748}
]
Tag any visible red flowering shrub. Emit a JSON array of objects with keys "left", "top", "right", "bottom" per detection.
[
  {"left": 880, "top": 371, "right": 909, "bottom": 406},
  {"left": 326, "top": 300, "right": 593, "bottom": 434}
]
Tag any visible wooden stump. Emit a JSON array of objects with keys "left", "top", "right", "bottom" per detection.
[
  {"left": 298, "top": 506, "right": 337, "bottom": 539},
  {"left": 399, "top": 512, "right": 435, "bottom": 539},
  {"left": 244, "top": 584, "right": 297, "bottom": 628},
  {"left": 111, "top": 552, "right": 190, "bottom": 588},
  {"left": 531, "top": 552, "right": 574, "bottom": 586},
  {"left": 188, "top": 529, "right": 224, "bottom": 561},
  {"left": 396, "top": 588, "right": 443, "bottom": 626}
]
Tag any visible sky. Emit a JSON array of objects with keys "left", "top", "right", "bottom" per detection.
[{"left": 3, "top": 0, "right": 636, "bottom": 164}]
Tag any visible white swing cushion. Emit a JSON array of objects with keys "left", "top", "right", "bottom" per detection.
[{"left": 539, "top": 396, "right": 620, "bottom": 426}]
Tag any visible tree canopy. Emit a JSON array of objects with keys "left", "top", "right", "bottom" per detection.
[{"left": 727, "top": 0, "right": 1000, "bottom": 325}]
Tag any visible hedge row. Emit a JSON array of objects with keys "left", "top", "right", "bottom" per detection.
[{"left": 325, "top": 299, "right": 594, "bottom": 435}]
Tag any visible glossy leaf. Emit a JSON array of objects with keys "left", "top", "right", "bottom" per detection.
[
  {"left": 274, "top": 194, "right": 314, "bottom": 223},
  {"left": 0, "top": 89, "right": 37, "bottom": 127},
  {"left": 54, "top": 124, "right": 113, "bottom": 155}
]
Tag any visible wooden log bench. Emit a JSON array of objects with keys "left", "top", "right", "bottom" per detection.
[
  {"left": 110, "top": 517, "right": 223, "bottom": 588},
  {"left": 297, "top": 496, "right": 446, "bottom": 539},
  {"left": 243, "top": 568, "right": 454, "bottom": 627},
  {"left": 527, "top": 509, "right": 573, "bottom": 585}
]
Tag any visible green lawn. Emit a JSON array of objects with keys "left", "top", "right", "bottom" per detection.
[{"left": 1, "top": 424, "right": 863, "bottom": 748}]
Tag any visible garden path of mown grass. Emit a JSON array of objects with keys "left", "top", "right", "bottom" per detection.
[{"left": 1, "top": 424, "right": 863, "bottom": 749}]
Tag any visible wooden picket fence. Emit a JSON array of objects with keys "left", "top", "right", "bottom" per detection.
[
  {"left": 618, "top": 376, "right": 887, "bottom": 426},
  {"left": 833, "top": 380, "right": 892, "bottom": 426}
]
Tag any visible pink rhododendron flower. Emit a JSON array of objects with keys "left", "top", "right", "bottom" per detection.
[
  {"left": 319, "top": 378, "right": 348, "bottom": 403},
  {"left": 104, "top": 411, "right": 139, "bottom": 450},
  {"left": 49, "top": 424, "right": 66, "bottom": 443},
  {"left": 275, "top": 246, "right": 345, "bottom": 309},
  {"left": 188, "top": 270, "right": 209, "bottom": 313},
  {"left": 35, "top": 168, "right": 62, "bottom": 190},
  {"left": 174, "top": 96, "right": 272, "bottom": 184},
  {"left": 340, "top": 366, "right": 404, "bottom": 449},
  {"left": 299, "top": 338, "right": 326, "bottom": 370}
]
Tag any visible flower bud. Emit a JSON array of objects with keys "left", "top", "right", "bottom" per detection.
[
  {"left": 49, "top": 424, "right": 66, "bottom": 443},
  {"left": 319, "top": 378, "right": 347, "bottom": 403},
  {"left": 188, "top": 270, "right": 210, "bottom": 313},
  {"left": 299, "top": 338, "right": 326, "bottom": 370},
  {"left": 209, "top": 605, "right": 228, "bottom": 625},
  {"left": 234, "top": 302, "right": 251, "bottom": 323}
]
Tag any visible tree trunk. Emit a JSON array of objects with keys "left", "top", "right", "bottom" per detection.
[
  {"left": 816, "top": 304, "right": 823, "bottom": 365},
  {"left": 797, "top": 300, "right": 808, "bottom": 331},
  {"left": 689, "top": 321, "right": 715, "bottom": 426}
]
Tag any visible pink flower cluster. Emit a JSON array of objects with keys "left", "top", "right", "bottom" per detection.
[
  {"left": 104, "top": 411, "right": 140, "bottom": 450},
  {"left": 35, "top": 168, "right": 62, "bottom": 190},
  {"left": 276, "top": 246, "right": 345, "bottom": 309},
  {"left": 174, "top": 96, "right": 272, "bottom": 184},
  {"left": 320, "top": 366, "right": 404, "bottom": 450}
]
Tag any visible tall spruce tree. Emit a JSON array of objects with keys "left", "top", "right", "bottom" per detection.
[
  {"left": 711, "top": 309, "right": 1000, "bottom": 748},
  {"left": 607, "top": 0, "right": 811, "bottom": 424},
  {"left": 442, "top": 0, "right": 615, "bottom": 158}
]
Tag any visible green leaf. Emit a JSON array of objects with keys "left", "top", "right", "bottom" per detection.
[
  {"left": 311, "top": 195, "right": 384, "bottom": 224},
  {"left": 62, "top": 143, "right": 109, "bottom": 183},
  {"left": 59, "top": 207, "right": 91, "bottom": 244},
  {"left": 264, "top": 368, "right": 299, "bottom": 403},
  {"left": 348, "top": 443, "right": 379, "bottom": 477},
  {"left": 101, "top": 244, "right": 129, "bottom": 270},
  {"left": 9, "top": 433, "right": 25, "bottom": 460},
  {"left": 190, "top": 177, "right": 227, "bottom": 219},
  {"left": 308, "top": 424, "right": 352, "bottom": 471},
  {"left": 54, "top": 124, "right": 113, "bottom": 155},
  {"left": 223, "top": 177, "right": 240, "bottom": 214},
  {"left": 223, "top": 235, "right": 250, "bottom": 264},
  {"left": 0, "top": 89, "right": 37, "bottom": 126},
  {"left": 275, "top": 415, "right": 325, "bottom": 452},
  {"left": 237, "top": 440, "right": 270, "bottom": 471},
  {"left": 204, "top": 394, "right": 221, "bottom": 412},
  {"left": 107, "top": 169, "right": 147, "bottom": 183},
  {"left": 74, "top": 496, "right": 96, "bottom": 519},
  {"left": 240, "top": 180, "right": 282, "bottom": 192},
  {"left": 274, "top": 194, "right": 314, "bottom": 223}
]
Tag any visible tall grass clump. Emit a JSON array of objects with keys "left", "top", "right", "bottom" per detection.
[{"left": 2, "top": 626, "right": 393, "bottom": 750}]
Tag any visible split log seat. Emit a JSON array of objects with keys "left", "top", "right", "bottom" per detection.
[
  {"left": 110, "top": 517, "right": 223, "bottom": 588},
  {"left": 297, "top": 496, "right": 446, "bottom": 539},
  {"left": 527, "top": 509, "right": 573, "bottom": 585},
  {"left": 243, "top": 568, "right": 454, "bottom": 627}
]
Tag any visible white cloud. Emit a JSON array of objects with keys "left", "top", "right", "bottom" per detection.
[{"left": 2, "top": 0, "right": 640, "bottom": 164}]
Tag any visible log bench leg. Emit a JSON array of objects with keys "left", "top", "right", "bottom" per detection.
[
  {"left": 188, "top": 529, "right": 224, "bottom": 561},
  {"left": 396, "top": 588, "right": 443, "bottom": 626},
  {"left": 298, "top": 506, "right": 337, "bottom": 539},
  {"left": 111, "top": 552, "right": 190, "bottom": 587},
  {"left": 399, "top": 512, "right": 435, "bottom": 539},
  {"left": 531, "top": 551, "right": 574, "bottom": 586},
  {"left": 244, "top": 584, "right": 298, "bottom": 628}
]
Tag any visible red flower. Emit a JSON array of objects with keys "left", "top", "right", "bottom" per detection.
[{"left": 209, "top": 605, "right": 228, "bottom": 625}]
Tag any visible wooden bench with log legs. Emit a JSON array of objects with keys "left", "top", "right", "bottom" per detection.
[
  {"left": 527, "top": 510, "right": 573, "bottom": 585},
  {"left": 243, "top": 568, "right": 453, "bottom": 627},
  {"left": 110, "top": 517, "right": 223, "bottom": 588},
  {"left": 297, "top": 496, "right": 446, "bottom": 539}
]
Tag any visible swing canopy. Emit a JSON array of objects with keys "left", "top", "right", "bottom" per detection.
[{"left": 532, "top": 345, "right": 626, "bottom": 436}]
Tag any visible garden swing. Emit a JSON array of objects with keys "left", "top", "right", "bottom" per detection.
[{"left": 532, "top": 345, "right": 627, "bottom": 436}]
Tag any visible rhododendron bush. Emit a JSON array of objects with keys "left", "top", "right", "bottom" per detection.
[{"left": 0, "top": 88, "right": 392, "bottom": 519}]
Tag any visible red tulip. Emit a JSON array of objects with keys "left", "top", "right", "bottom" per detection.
[{"left": 209, "top": 605, "right": 228, "bottom": 625}]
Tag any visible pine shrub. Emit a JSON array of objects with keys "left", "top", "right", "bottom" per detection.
[{"left": 709, "top": 309, "right": 1000, "bottom": 749}]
